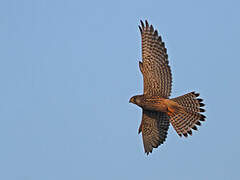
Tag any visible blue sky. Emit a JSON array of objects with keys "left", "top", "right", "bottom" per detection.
[{"left": 0, "top": 0, "right": 240, "bottom": 179}]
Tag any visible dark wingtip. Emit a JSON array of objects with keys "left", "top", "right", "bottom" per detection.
[
  {"left": 163, "top": 47, "right": 167, "bottom": 54},
  {"left": 150, "top": 25, "right": 154, "bottom": 32},
  {"left": 193, "top": 92, "right": 200, "bottom": 97},
  {"left": 139, "top": 61, "right": 143, "bottom": 73},
  {"left": 200, "top": 114, "right": 206, "bottom": 121},
  {"left": 140, "top": 20, "right": 144, "bottom": 28},
  {"left": 183, "top": 133, "right": 188, "bottom": 137},
  {"left": 199, "top": 103, "right": 205, "bottom": 107},
  {"left": 145, "top": 20, "right": 149, "bottom": 28},
  {"left": 138, "top": 25, "right": 142, "bottom": 34},
  {"left": 158, "top": 36, "right": 162, "bottom": 42},
  {"left": 192, "top": 125, "right": 198, "bottom": 131},
  {"left": 200, "top": 108, "right": 205, "bottom": 112},
  {"left": 154, "top": 30, "right": 158, "bottom": 37},
  {"left": 138, "top": 123, "right": 142, "bottom": 134},
  {"left": 178, "top": 133, "right": 182, "bottom": 137},
  {"left": 196, "top": 121, "right": 201, "bottom": 126},
  {"left": 188, "top": 130, "right": 192, "bottom": 136},
  {"left": 197, "top": 98, "right": 203, "bottom": 102},
  {"left": 145, "top": 149, "right": 152, "bottom": 155}
]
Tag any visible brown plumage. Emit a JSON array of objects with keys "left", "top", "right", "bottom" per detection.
[{"left": 129, "top": 20, "right": 206, "bottom": 155}]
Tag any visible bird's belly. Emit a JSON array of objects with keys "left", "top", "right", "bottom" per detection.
[{"left": 143, "top": 102, "right": 168, "bottom": 112}]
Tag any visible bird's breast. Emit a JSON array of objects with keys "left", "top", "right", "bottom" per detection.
[{"left": 142, "top": 97, "right": 168, "bottom": 112}]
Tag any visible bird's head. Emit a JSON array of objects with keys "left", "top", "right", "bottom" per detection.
[{"left": 129, "top": 95, "right": 143, "bottom": 106}]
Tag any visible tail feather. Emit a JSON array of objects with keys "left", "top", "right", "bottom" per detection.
[{"left": 170, "top": 92, "right": 206, "bottom": 137}]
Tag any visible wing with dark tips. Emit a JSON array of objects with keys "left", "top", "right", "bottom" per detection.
[
  {"left": 139, "top": 110, "right": 170, "bottom": 155},
  {"left": 139, "top": 20, "right": 172, "bottom": 98}
]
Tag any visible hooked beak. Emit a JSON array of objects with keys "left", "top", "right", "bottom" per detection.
[{"left": 129, "top": 97, "right": 134, "bottom": 103}]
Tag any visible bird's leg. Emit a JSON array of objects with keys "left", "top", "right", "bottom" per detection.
[
  {"left": 167, "top": 107, "right": 176, "bottom": 116},
  {"left": 164, "top": 99, "right": 185, "bottom": 117}
]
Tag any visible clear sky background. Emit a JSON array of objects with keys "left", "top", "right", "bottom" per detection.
[{"left": 0, "top": 0, "right": 240, "bottom": 179}]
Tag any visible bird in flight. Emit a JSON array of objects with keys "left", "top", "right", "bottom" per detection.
[{"left": 129, "top": 20, "right": 206, "bottom": 155}]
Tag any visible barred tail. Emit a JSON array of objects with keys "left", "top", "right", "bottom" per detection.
[{"left": 170, "top": 92, "right": 206, "bottom": 137}]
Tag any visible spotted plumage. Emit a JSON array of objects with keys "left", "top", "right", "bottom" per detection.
[{"left": 129, "top": 20, "right": 206, "bottom": 155}]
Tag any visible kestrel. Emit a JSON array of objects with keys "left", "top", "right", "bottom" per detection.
[{"left": 129, "top": 20, "right": 206, "bottom": 155}]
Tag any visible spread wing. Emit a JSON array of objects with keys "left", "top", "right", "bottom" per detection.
[
  {"left": 138, "top": 20, "right": 171, "bottom": 154},
  {"left": 139, "top": 110, "right": 170, "bottom": 155},
  {"left": 139, "top": 20, "right": 172, "bottom": 98}
]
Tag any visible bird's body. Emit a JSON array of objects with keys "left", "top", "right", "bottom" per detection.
[
  {"left": 130, "top": 95, "right": 183, "bottom": 116},
  {"left": 129, "top": 20, "right": 206, "bottom": 155}
]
